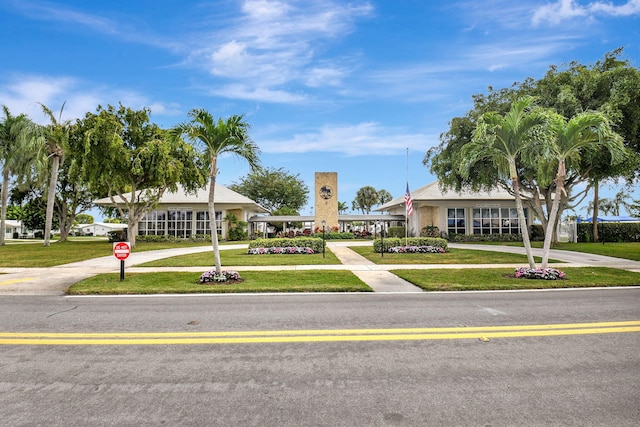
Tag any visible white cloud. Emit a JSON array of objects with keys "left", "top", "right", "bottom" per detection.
[
  {"left": 532, "top": 0, "right": 640, "bottom": 26},
  {"left": 189, "top": 0, "right": 373, "bottom": 102},
  {"left": 0, "top": 74, "right": 181, "bottom": 124},
  {"left": 259, "top": 122, "right": 433, "bottom": 155}
]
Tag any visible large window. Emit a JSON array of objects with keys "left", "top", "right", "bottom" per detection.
[
  {"left": 138, "top": 210, "right": 166, "bottom": 235},
  {"left": 195, "top": 210, "right": 222, "bottom": 235},
  {"left": 472, "top": 207, "right": 524, "bottom": 235},
  {"left": 447, "top": 208, "right": 466, "bottom": 234},
  {"left": 167, "top": 209, "right": 193, "bottom": 238}
]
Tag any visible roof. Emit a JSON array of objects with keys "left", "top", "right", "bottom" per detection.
[
  {"left": 93, "top": 183, "right": 269, "bottom": 213},
  {"left": 376, "top": 181, "right": 516, "bottom": 211},
  {"left": 4, "top": 220, "right": 21, "bottom": 228}
]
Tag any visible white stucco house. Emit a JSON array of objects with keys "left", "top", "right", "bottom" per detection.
[
  {"left": 376, "top": 181, "right": 532, "bottom": 237},
  {"left": 93, "top": 184, "right": 269, "bottom": 239},
  {"left": 75, "top": 222, "right": 128, "bottom": 237},
  {"left": 3, "top": 220, "right": 23, "bottom": 239}
]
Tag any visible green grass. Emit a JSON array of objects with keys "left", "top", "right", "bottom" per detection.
[
  {"left": 391, "top": 267, "right": 640, "bottom": 291},
  {"left": 139, "top": 247, "right": 341, "bottom": 266},
  {"left": 68, "top": 270, "right": 372, "bottom": 294},
  {"left": 0, "top": 240, "right": 233, "bottom": 267},
  {"left": 349, "top": 245, "right": 550, "bottom": 264},
  {"left": 462, "top": 241, "right": 640, "bottom": 261}
]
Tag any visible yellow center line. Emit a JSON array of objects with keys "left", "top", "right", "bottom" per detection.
[
  {"left": 0, "top": 277, "right": 36, "bottom": 286},
  {"left": 1, "top": 321, "right": 638, "bottom": 345}
]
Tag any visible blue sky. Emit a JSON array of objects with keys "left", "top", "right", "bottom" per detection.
[{"left": 1, "top": 0, "right": 639, "bottom": 219}]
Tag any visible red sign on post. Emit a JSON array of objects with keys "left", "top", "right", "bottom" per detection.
[{"left": 113, "top": 242, "right": 131, "bottom": 260}]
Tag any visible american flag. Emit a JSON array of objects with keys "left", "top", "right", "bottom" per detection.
[{"left": 404, "top": 183, "right": 414, "bottom": 216}]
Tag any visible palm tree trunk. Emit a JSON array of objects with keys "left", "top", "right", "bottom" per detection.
[
  {"left": 542, "top": 163, "right": 565, "bottom": 267},
  {"left": 592, "top": 181, "right": 599, "bottom": 242},
  {"left": 43, "top": 155, "right": 60, "bottom": 247},
  {"left": 0, "top": 168, "right": 9, "bottom": 246},
  {"left": 512, "top": 176, "right": 536, "bottom": 268},
  {"left": 209, "top": 158, "right": 222, "bottom": 274}
]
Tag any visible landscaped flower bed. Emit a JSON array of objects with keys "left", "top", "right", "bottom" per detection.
[
  {"left": 514, "top": 267, "right": 566, "bottom": 280},
  {"left": 387, "top": 245, "right": 446, "bottom": 254},
  {"left": 199, "top": 270, "right": 243, "bottom": 284},
  {"left": 247, "top": 246, "right": 315, "bottom": 255}
]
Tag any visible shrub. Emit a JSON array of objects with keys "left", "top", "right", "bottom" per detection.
[
  {"left": 388, "top": 226, "right": 405, "bottom": 238},
  {"left": 577, "top": 222, "right": 640, "bottom": 242},
  {"left": 199, "top": 270, "right": 242, "bottom": 283},
  {"left": 374, "top": 237, "right": 448, "bottom": 253},
  {"left": 421, "top": 225, "right": 440, "bottom": 237},
  {"left": 388, "top": 245, "right": 446, "bottom": 254},
  {"left": 446, "top": 233, "right": 523, "bottom": 242},
  {"left": 514, "top": 267, "right": 565, "bottom": 280},
  {"left": 249, "top": 237, "right": 324, "bottom": 253},
  {"left": 247, "top": 246, "right": 315, "bottom": 255}
]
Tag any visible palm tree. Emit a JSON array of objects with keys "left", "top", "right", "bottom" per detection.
[
  {"left": 29, "top": 103, "right": 70, "bottom": 246},
  {"left": 0, "top": 106, "right": 31, "bottom": 245},
  {"left": 539, "top": 111, "right": 624, "bottom": 267},
  {"left": 460, "top": 97, "right": 545, "bottom": 268},
  {"left": 172, "top": 110, "right": 260, "bottom": 274}
]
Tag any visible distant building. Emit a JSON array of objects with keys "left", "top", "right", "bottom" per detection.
[
  {"left": 93, "top": 184, "right": 269, "bottom": 239},
  {"left": 75, "top": 222, "right": 128, "bottom": 237},
  {"left": 376, "top": 181, "right": 532, "bottom": 237},
  {"left": 3, "top": 220, "right": 23, "bottom": 239}
]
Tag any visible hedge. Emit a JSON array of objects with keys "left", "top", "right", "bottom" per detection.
[
  {"left": 373, "top": 237, "right": 448, "bottom": 253},
  {"left": 249, "top": 237, "right": 325, "bottom": 253},
  {"left": 577, "top": 222, "right": 640, "bottom": 242}
]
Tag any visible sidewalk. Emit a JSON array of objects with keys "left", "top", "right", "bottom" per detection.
[{"left": 1, "top": 242, "right": 639, "bottom": 295}]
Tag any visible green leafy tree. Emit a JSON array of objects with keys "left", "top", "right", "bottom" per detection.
[
  {"left": 79, "top": 104, "right": 204, "bottom": 248},
  {"left": 338, "top": 201, "right": 349, "bottom": 214},
  {"left": 172, "top": 109, "right": 260, "bottom": 274},
  {"left": 352, "top": 186, "right": 379, "bottom": 214},
  {"left": 460, "top": 97, "right": 545, "bottom": 268},
  {"left": 0, "top": 106, "right": 31, "bottom": 245},
  {"left": 75, "top": 213, "right": 94, "bottom": 224},
  {"left": 377, "top": 189, "right": 392, "bottom": 205},
  {"left": 229, "top": 167, "right": 308, "bottom": 212}
]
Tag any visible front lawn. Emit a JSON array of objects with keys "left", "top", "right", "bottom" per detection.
[
  {"left": 68, "top": 270, "right": 372, "bottom": 294},
  {"left": 391, "top": 267, "right": 640, "bottom": 291},
  {"left": 349, "top": 246, "right": 549, "bottom": 264},
  {"left": 139, "top": 248, "right": 341, "bottom": 267}
]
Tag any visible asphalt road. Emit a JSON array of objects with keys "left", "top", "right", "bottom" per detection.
[{"left": 1, "top": 289, "right": 639, "bottom": 426}]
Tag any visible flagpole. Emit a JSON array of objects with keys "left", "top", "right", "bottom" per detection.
[{"left": 405, "top": 148, "right": 409, "bottom": 246}]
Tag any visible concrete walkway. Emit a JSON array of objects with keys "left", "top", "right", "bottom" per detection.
[{"left": 1, "top": 241, "right": 639, "bottom": 295}]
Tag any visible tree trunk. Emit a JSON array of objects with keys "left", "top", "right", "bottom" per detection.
[
  {"left": 43, "top": 155, "right": 60, "bottom": 247},
  {"left": 592, "top": 182, "right": 599, "bottom": 242},
  {"left": 542, "top": 162, "right": 565, "bottom": 268},
  {"left": 0, "top": 168, "right": 9, "bottom": 246},
  {"left": 209, "top": 157, "right": 222, "bottom": 274},
  {"left": 512, "top": 175, "right": 536, "bottom": 269}
]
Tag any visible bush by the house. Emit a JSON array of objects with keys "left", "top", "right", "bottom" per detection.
[
  {"left": 249, "top": 237, "right": 324, "bottom": 253},
  {"left": 374, "top": 237, "right": 448, "bottom": 253},
  {"left": 577, "top": 222, "right": 640, "bottom": 242},
  {"left": 514, "top": 267, "right": 565, "bottom": 280},
  {"left": 388, "top": 245, "right": 446, "bottom": 254},
  {"left": 387, "top": 226, "right": 405, "bottom": 238},
  {"left": 446, "top": 233, "right": 523, "bottom": 242},
  {"left": 248, "top": 246, "right": 315, "bottom": 255}
]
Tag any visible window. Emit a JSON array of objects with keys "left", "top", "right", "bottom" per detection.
[
  {"left": 447, "top": 208, "right": 466, "bottom": 234},
  {"left": 472, "top": 207, "right": 526, "bottom": 235},
  {"left": 167, "top": 210, "right": 193, "bottom": 238},
  {"left": 138, "top": 211, "right": 166, "bottom": 236},
  {"left": 195, "top": 210, "right": 222, "bottom": 235}
]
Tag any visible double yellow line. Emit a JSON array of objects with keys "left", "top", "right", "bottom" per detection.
[{"left": 1, "top": 321, "right": 639, "bottom": 345}]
